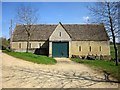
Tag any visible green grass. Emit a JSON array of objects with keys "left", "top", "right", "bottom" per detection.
[
  {"left": 117, "top": 44, "right": 120, "bottom": 59},
  {"left": 71, "top": 58, "right": 119, "bottom": 80},
  {"left": 2, "top": 50, "right": 57, "bottom": 65},
  {"left": 110, "top": 44, "right": 120, "bottom": 59},
  {"left": 71, "top": 45, "right": 120, "bottom": 80},
  {"left": 110, "top": 45, "right": 115, "bottom": 59}
]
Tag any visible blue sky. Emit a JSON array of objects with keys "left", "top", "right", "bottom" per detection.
[{"left": 2, "top": 2, "right": 94, "bottom": 38}]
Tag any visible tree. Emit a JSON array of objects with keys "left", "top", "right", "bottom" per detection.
[
  {"left": 88, "top": 2, "right": 119, "bottom": 66},
  {"left": 16, "top": 5, "right": 38, "bottom": 53},
  {"left": 0, "top": 37, "right": 10, "bottom": 50}
]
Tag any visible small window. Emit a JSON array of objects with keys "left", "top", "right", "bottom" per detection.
[
  {"left": 79, "top": 46, "right": 81, "bottom": 51},
  {"left": 89, "top": 46, "right": 91, "bottom": 52},
  {"left": 19, "top": 43, "right": 21, "bottom": 48},
  {"left": 59, "top": 32, "right": 61, "bottom": 37},
  {"left": 99, "top": 46, "right": 102, "bottom": 51},
  {"left": 39, "top": 43, "right": 41, "bottom": 48},
  {"left": 29, "top": 43, "right": 31, "bottom": 48}
]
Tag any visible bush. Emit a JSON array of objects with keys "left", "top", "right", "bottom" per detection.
[{"left": 1, "top": 46, "right": 6, "bottom": 50}]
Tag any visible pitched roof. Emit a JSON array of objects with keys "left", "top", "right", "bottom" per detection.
[{"left": 12, "top": 24, "right": 109, "bottom": 41}]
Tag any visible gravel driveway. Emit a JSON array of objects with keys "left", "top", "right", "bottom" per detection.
[{"left": 2, "top": 53, "right": 118, "bottom": 88}]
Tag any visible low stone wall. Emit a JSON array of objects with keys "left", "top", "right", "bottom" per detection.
[{"left": 72, "top": 54, "right": 111, "bottom": 60}]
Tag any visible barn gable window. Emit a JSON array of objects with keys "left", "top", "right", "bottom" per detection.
[
  {"left": 19, "top": 43, "right": 21, "bottom": 48},
  {"left": 79, "top": 46, "right": 81, "bottom": 52},
  {"left": 89, "top": 46, "right": 91, "bottom": 52},
  {"left": 59, "top": 32, "right": 61, "bottom": 37}
]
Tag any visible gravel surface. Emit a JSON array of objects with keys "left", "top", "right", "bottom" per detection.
[{"left": 2, "top": 53, "right": 119, "bottom": 88}]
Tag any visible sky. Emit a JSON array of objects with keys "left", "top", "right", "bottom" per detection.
[{"left": 1, "top": 2, "right": 94, "bottom": 39}]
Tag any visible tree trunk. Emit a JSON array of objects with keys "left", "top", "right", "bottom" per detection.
[
  {"left": 112, "top": 32, "right": 118, "bottom": 66},
  {"left": 110, "top": 21, "right": 118, "bottom": 66},
  {"left": 107, "top": 3, "right": 118, "bottom": 66},
  {"left": 26, "top": 35, "right": 30, "bottom": 53}
]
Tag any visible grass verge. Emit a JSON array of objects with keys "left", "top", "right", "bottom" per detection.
[
  {"left": 71, "top": 58, "right": 120, "bottom": 80},
  {"left": 2, "top": 50, "right": 57, "bottom": 65},
  {"left": 110, "top": 44, "right": 120, "bottom": 59}
]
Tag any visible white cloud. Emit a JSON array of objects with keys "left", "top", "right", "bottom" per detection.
[{"left": 83, "top": 16, "right": 90, "bottom": 23}]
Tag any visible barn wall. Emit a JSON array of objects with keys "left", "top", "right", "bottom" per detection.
[
  {"left": 49, "top": 24, "right": 71, "bottom": 41},
  {"left": 11, "top": 41, "right": 48, "bottom": 49},
  {"left": 11, "top": 41, "right": 48, "bottom": 55},
  {"left": 11, "top": 40, "right": 110, "bottom": 57},
  {"left": 49, "top": 23, "right": 71, "bottom": 57},
  {"left": 71, "top": 41, "right": 110, "bottom": 56}
]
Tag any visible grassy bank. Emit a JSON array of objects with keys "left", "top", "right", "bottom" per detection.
[
  {"left": 71, "top": 45, "right": 120, "bottom": 80},
  {"left": 3, "top": 50, "right": 57, "bottom": 65},
  {"left": 71, "top": 58, "right": 119, "bottom": 80}
]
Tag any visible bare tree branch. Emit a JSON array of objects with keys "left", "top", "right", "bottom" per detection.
[
  {"left": 15, "top": 5, "right": 38, "bottom": 53},
  {"left": 88, "top": 2, "right": 119, "bottom": 66}
]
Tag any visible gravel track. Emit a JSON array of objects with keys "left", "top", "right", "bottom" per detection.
[{"left": 2, "top": 53, "right": 118, "bottom": 88}]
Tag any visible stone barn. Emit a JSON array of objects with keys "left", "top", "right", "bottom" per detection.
[{"left": 11, "top": 22, "right": 110, "bottom": 59}]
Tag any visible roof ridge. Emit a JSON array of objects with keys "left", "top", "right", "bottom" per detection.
[
  {"left": 16, "top": 24, "right": 103, "bottom": 26},
  {"left": 16, "top": 24, "right": 58, "bottom": 26},
  {"left": 58, "top": 22, "right": 103, "bottom": 25}
]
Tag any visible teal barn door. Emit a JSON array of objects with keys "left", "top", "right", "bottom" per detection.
[{"left": 52, "top": 42, "right": 69, "bottom": 57}]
